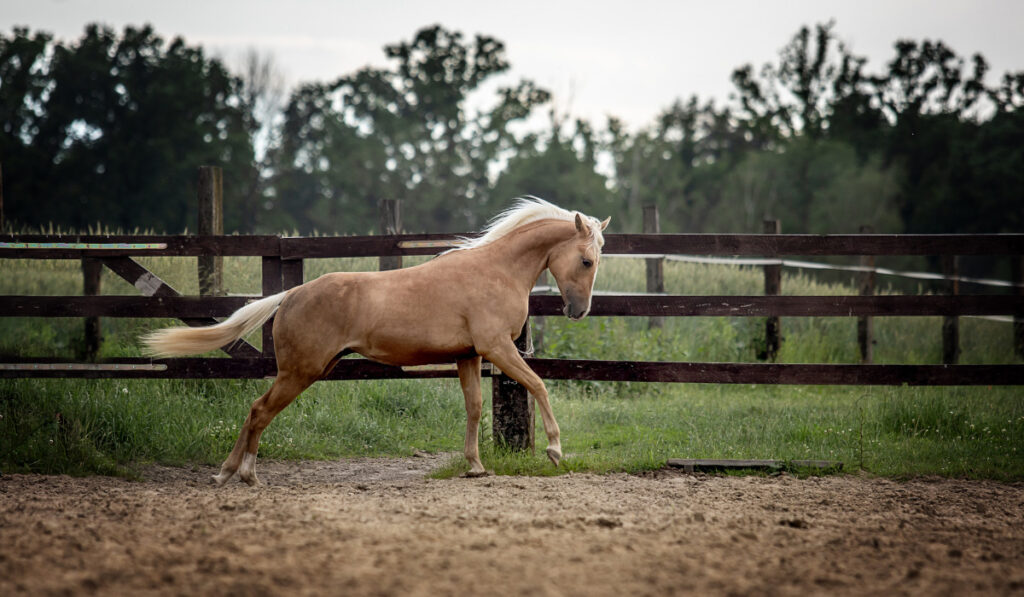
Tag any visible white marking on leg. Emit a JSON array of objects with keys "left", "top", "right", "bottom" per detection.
[
  {"left": 546, "top": 434, "right": 562, "bottom": 466},
  {"left": 212, "top": 468, "right": 233, "bottom": 486},
  {"left": 238, "top": 452, "right": 259, "bottom": 486}
]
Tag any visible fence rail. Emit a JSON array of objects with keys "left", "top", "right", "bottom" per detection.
[
  {"left": 5, "top": 231, "right": 1024, "bottom": 258},
  {"left": 2, "top": 230, "right": 1023, "bottom": 389},
  {"left": 3, "top": 357, "right": 1023, "bottom": 386},
  {"left": 2, "top": 294, "right": 1021, "bottom": 319}
]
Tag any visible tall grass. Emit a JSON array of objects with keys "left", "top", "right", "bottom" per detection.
[{"left": 1, "top": 253, "right": 1021, "bottom": 479}]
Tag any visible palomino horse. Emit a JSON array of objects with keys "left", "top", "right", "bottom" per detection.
[{"left": 142, "top": 198, "right": 609, "bottom": 485}]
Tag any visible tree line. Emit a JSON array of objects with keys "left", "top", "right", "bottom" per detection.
[{"left": 2, "top": 22, "right": 1022, "bottom": 235}]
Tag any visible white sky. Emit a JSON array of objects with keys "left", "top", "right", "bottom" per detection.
[{"left": 5, "top": 0, "right": 1024, "bottom": 130}]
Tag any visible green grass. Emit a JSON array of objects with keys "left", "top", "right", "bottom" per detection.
[
  {"left": 0, "top": 376, "right": 466, "bottom": 477},
  {"left": 431, "top": 384, "right": 1023, "bottom": 480},
  {"left": 1, "top": 252, "right": 1021, "bottom": 479}
]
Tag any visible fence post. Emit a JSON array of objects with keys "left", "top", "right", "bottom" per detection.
[
  {"left": 261, "top": 255, "right": 283, "bottom": 359},
  {"left": 942, "top": 255, "right": 960, "bottom": 365},
  {"left": 643, "top": 204, "right": 665, "bottom": 329},
  {"left": 533, "top": 271, "right": 549, "bottom": 353},
  {"left": 492, "top": 319, "right": 535, "bottom": 452},
  {"left": 197, "top": 166, "right": 224, "bottom": 297},
  {"left": 857, "top": 225, "right": 875, "bottom": 364},
  {"left": 762, "top": 219, "right": 782, "bottom": 361},
  {"left": 378, "top": 199, "right": 402, "bottom": 271},
  {"left": 1014, "top": 256, "right": 1024, "bottom": 360},
  {"left": 82, "top": 258, "right": 102, "bottom": 360},
  {"left": 282, "top": 259, "right": 303, "bottom": 290}
]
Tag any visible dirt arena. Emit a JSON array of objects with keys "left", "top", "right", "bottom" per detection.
[{"left": 1, "top": 456, "right": 1022, "bottom": 596}]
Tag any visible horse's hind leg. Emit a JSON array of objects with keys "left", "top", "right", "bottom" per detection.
[
  {"left": 213, "top": 370, "right": 316, "bottom": 486},
  {"left": 457, "top": 356, "right": 487, "bottom": 477}
]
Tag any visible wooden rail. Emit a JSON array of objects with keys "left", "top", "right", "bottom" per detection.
[
  {"left": 3, "top": 357, "right": 1022, "bottom": 386},
  {"left": 5, "top": 232, "right": 1024, "bottom": 258},
  {"left": 1, "top": 294, "right": 1020, "bottom": 319},
  {"left": 1, "top": 230, "right": 1022, "bottom": 388}
]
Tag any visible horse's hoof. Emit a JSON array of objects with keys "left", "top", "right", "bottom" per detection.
[
  {"left": 462, "top": 469, "right": 491, "bottom": 478},
  {"left": 546, "top": 448, "right": 561, "bottom": 467},
  {"left": 212, "top": 472, "right": 232, "bottom": 487},
  {"left": 240, "top": 474, "right": 260, "bottom": 487}
]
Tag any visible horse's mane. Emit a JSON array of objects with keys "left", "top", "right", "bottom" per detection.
[{"left": 445, "top": 196, "right": 605, "bottom": 254}]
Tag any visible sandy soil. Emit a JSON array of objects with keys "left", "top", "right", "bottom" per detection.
[{"left": 1, "top": 457, "right": 1022, "bottom": 596}]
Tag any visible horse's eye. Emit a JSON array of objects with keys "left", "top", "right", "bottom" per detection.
[{"left": 582, "top": 258, "right": 593, "bottom": 268}]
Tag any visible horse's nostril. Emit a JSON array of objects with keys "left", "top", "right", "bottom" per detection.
[{"left": 563, "top": 303, "right": 586, "bottom": 320}]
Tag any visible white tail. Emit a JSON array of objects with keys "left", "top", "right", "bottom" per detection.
[{"left": 141, "top": 291, "right": 289, "bottom": 357}]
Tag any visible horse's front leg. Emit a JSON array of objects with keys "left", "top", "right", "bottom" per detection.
[
  {"left": 456, "top": 356, "right": 488, "bottom": 476},
  {"left": 480, "top": 339, "right": 561, "bottom": 467}
]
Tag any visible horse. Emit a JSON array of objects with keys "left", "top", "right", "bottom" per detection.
[{"left": 142, "top": 197, "right": 610, "bottom": 485}]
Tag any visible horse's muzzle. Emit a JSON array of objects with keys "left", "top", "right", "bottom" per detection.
[{"left": 563, "top": 302, "right": 589, "bottom": 321}]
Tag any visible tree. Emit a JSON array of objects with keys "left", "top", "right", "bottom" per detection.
[
  {"left": 961, "top": 109, "right": 1024, "bottom": 233},
  {"left": 870, "top": 38, "right": 996, "bottom": 233},
  {"left": 0, "top": 24, "right": 254, "bottom": 232},
  {"left": 606, "top": 96, "right": 755, "bottom": 232},
  {"left": 874, "top": 39, "right": 988, "bottom": 121},
  {"left": 728, "top": 22, "right": 896, "bottom": 231},
  {"left": 234, "top": 48, "right": 287, "bottom": 232},
  {"left": 709, "top": 138, "right": 901, "bottom": 233},
  {"left": 268, "top": 25, "right": 550, "bottom": 234},
  {"left": 491, "top": 113, "right": 614, "bottom": 220},
  {"left": 0, "top": 28, "right": 55, "bottom": 229}
]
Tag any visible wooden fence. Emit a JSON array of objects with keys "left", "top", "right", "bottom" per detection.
[
  {"left": 2, "top": 214, "right": 1023, "bottom": 448},
  {"left": 2, "top": 229, "right": 1023, "bottom": 385}
]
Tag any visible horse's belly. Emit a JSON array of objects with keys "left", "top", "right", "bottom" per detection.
[
  {"left": 357, "top": 344, "right": 476, "bottom": 367},
  {"left": 361, "top": 348, "right": 475, "bottom": 367},
  {"left": 355, "top": 326, "right": 475, "bottom": 367}
]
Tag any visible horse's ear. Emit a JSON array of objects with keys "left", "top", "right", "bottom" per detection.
[
  {"left": 574, "top": 213, "right": 585, "bottom": 233},
  {"left": 599, "top": 217, "right": 610, "bottom": 231}
]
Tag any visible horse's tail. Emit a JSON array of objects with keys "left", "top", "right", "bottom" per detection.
[{"left": 141, "top": 291, "right": 290, "bottom": 357}]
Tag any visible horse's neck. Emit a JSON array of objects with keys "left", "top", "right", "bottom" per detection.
[{"left": 483, "top": 220, "right": 574, "bottom": 290}]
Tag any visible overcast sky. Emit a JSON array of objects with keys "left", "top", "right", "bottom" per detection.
[{"left": 5, "top": 0, "right": 1024, "bottom": 130}]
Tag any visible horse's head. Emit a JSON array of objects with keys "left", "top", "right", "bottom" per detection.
[{"left": 548, "top": 212, "right": 610, "bottom": 321}]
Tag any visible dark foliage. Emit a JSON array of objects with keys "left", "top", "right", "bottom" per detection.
[{"left": 1, "top": 22, "right": 1020, "bottom": 237}]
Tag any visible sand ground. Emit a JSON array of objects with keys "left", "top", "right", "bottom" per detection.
[{"left": 2, "top": 456, "right": 1022, "bottom": 596}]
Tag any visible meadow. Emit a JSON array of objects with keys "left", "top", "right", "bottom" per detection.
[{"left": 1, "top": 249, "right": 1021, "bottom": 479}]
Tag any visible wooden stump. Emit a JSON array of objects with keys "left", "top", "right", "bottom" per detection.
[{"left": 492, "top": 320, "right": 535, "bottom": 452}]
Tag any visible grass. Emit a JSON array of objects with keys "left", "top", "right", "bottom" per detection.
[
  {"left": 1, "top": 251, "right": 1021, "bottom": 480},
  {"left": 431, "top": 384, "right": 1023, "bottom": 480}
]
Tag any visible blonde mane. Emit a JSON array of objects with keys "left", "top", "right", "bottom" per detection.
[{"left": 446, "top": 196, "right": 605, "bottom": 253}]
